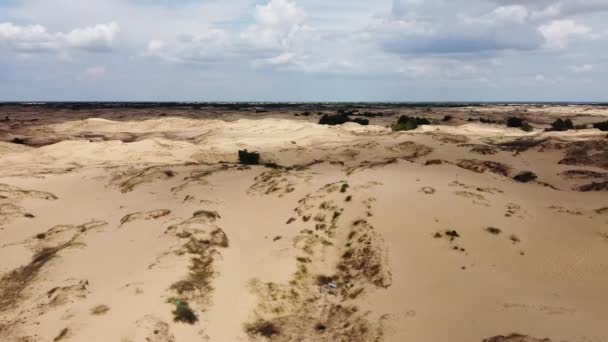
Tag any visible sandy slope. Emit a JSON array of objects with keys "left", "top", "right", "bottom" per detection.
[{"left": 0, "top": 115, "right": 607, "bottom": 342}]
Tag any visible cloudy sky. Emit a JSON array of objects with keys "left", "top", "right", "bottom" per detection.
[{"left": 1, "top": 0, "right": 607, "bottom": 101}]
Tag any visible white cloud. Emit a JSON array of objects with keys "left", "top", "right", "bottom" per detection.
[
  {"left": 0, "top": 22, "right": 119, "bottom": 52},
  {"left": 241, "top": 0, "right": 309, "bottom": 51},
  {"left": 539, "top": 19, "right": 594, "bottom": 49},
  {"left": 61, "top": 22, "right": 119, "bottom": 51}
]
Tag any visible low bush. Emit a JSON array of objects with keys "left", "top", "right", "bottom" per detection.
[
  {"left": 238, "top": 149, "right": 260, "bottom": 165},
  {"left": 392, "top": 115, "right": 430, "bottom": 131},
  {"left": 521, "top": 122, "right": 534, "bottom": 132}
]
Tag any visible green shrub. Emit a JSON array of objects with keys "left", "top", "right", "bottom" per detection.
[{"left": 238, "top": 149, "right": 260, "bottom": 165}]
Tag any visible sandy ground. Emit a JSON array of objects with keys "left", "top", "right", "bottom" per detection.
[{"left": 0, "top": 105, "right": 607, "bottom": 342}]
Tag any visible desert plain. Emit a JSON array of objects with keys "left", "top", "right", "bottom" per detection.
[{"left": 0, "top": 103, "right": 607, "bottom": 342}]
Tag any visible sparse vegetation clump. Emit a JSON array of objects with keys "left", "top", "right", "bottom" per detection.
[
  {"left": 245, "top": 319, "right": 281, "bottom": 338},
  {"left": 172, "top": 300, "right": 198, "bottom": 324},
  {"left": 486, "top": 227, "right": 502, "bottom": 235},
  {"left": 521, "top": 122, "right": 534, "bottom": 132},
  {"left": 392, "top": 115, "right": 430, "bottom": 131},
  {"left": 238, "top": 149, "right": 260, "bottom": 165},
  {"left": 549, "top": 118, "right": 574, "bottom": 132},
  {"left": 53, "top": 328, "right": 70, "bottom": 341}
]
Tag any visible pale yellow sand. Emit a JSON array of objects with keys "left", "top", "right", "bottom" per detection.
[{"left": 1, "top": 115, "right": 607, "bottom": 342}]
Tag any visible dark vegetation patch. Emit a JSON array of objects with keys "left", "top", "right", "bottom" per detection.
[
  {"left": 513, "top": 171, "right": 538, "bottom": 183},
  {"left": 245, "top": 319, "right": 281, "bottom": 338},
  {"left": 238, "top": 149, "right": 260, "bottom": 165},
  {"left": 172, "top": 300, "right": 198, "bottom": 324}
]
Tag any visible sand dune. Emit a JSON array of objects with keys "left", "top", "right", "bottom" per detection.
[{"left": 1, "top": 106, "right": 607, "bottom": 342}]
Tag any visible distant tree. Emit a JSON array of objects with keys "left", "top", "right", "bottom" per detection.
[
  {"left": 550, "top": 119, "right": 574, "bottom": 131},
  {"left": 506, "top": 117, "right": 524, "bottom": 128},
  {"left": 592, "top": 120, "right": 608, "bottom": 131},
  {"left": 238, "top": 149, "right": 260, "bottom": 165}
]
